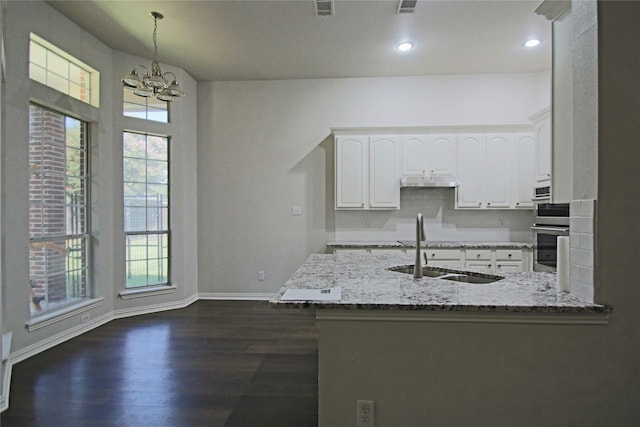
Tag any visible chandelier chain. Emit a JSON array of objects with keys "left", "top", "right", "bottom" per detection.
[{"left": 152, "top": 15, "right": 159, "bottom": 61}]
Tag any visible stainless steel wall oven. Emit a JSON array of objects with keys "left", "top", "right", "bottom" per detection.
[{"left": 531, "top": 202, "right": 570, "bottom": 272}]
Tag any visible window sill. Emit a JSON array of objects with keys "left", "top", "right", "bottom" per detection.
[
  {"left": 119, "top": 285, "right": 177, "bottom": 300},
  {"left": 26, "top": 298, "right": 105, "bottom": 332}
]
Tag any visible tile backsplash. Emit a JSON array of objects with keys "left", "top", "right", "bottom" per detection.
[
  {"left": 569, "top": 199, "right": 596, "bottom": 302},
  {"left": 335, "top": 188, "right": 535, "bottom": 242}
]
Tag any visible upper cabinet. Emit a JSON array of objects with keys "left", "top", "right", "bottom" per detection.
[
  {"left": 400, "top": 134, "right": 457, "bottom": 177},
  {"left": 335, "top": 134, "right": 400, "bottom": 210},
  {"left": 456, "top": 132, "right": 535, "bottom": 210},
  {"left": 532, "top": 108, "right": 552, "bottom": 185},
  {"left": 335, "top": 125, "right": 539, "bottom": 211},
  {"left": 335, "top": 135, "right": 368, "bottom": 208}
]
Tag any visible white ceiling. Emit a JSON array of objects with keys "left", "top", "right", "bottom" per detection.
[{"left": 46, "top": 0, "right": 551, "bottom": 82}]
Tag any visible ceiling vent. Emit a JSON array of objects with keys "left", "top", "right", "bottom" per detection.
[
  {"left": 397, "top": 0, "right": 418, "bottom": 14},
  {"left": 314, "top": 0, "right": 334, "bottom": 17}
]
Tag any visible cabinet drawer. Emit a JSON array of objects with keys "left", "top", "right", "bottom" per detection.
[
  {"left": 496, "top": 249, "right": 522, "bottom": 261},
  {"left": 496, "top": 261, "right": 523, "bottom": 273},
  {"left": 424, "top": 249, "right": 462, "bottom": 260},
  {"left": 465, "top": 249, "right": 492, "bottom": 260}
]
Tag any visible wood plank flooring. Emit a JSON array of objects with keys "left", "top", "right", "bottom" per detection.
[{"left": 1, "top": 300, "right": 319, "bottom": 427}]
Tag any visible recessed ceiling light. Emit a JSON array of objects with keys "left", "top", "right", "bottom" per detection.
[
  {"left": 524, "top": 38, "right": 541, "bottom": 48},
  {"left": 396, "top": 41, "right": 414, "bottom": 52}
]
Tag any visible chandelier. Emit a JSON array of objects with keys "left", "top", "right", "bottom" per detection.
[{"left": 122, "top": 12, "right": 185, "bottom": 102}]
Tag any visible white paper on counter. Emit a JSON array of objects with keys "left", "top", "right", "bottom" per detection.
[{"left": 280, "top": 287, "right": 342, "bottom": 301}]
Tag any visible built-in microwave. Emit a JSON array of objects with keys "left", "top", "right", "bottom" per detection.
[{"left": 531, "top": 202, "right": 570, "bottom": 272}]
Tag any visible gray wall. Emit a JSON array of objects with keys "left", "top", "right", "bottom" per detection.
[
  {"left": 197, "top": 73, "right": 549, "bottom": 296},
  {"left": 1, "top": 0, "right": 198, "bottom": 354}
]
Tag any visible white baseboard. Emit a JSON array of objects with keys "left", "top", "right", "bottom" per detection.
[
  {"left": 199, "top": 292, "right": 273, "bottom": 301},
  {"left": 113, "top": 293, "right": 198, "bottom": 319}
]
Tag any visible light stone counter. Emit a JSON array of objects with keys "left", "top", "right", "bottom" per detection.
[
  {"left": 270, "top": 253, "right": 610, "bottom": 314},
  {"left": 327, "top": 240, "right": 533, "bottom": 249}
]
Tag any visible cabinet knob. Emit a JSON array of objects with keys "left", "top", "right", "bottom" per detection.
[
  {"left": 476, "top": 254, "right": 481, "bottom": 258},
  {"left": 516, "top": 202, "right": 520, "bottom": 206},
  {"left": 431, "top": 253, "right": 435, "bottom": 257},
  {"left": 487, "top": 202, "right": 491, "bottom": 206},
  {"left": 508, "top": 254, "right": 512, "bottom": 258},
  {"left": 361, "top": 203, "right": 365, "bottom": 207},
  {"left": 478, "top": 202, "right": 482, "bottom": 206}
]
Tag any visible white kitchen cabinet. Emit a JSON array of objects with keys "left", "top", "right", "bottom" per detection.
[
  {"left": 401, "top": 135, "right": 428, "bottom": 176},
  {"left": 456, "top": 134, "right": 485, "bottom": 208},
  {"left": 369, "top": 136, "right": 401, "bottom": 208},
  {"left": 513, "top": 134, "right": 536, "bottom": 208},
  {"left": 335, "top": 135, "right": 367, "bottom": 208},
  {"left": 428, "top": 134, "right": 457, "bottom": 176},
  {"left": 401, "top": 134, "right": 457, "bottom": 177},
  {"left": 485, "top": 134, "right": 511, "bottom": 208},
  {"left": 424, "top": 249, "right": 463, "bottom": 268},
  {"left": 335, "top": 134, "right": 399, "bottom": 210},
  {"left": 532, "top": 109, "right": 552, "bottom": 185},
  {"left": 456, "top": 132, "right": 535, "bottom": 210}
]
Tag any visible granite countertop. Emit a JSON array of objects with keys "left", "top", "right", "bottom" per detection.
[
  {"left": 270, "top": 253, "right": 610, "bottom": 314},
  {"left": 327, "top": 240, "right": 533, "bottom": 249}
]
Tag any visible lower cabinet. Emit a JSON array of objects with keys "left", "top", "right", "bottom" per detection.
[
  {"left": 331, "top": 247, "right": 531, "bottom": 272},
  {"left": 423, "top": 249, "right": 463, "bottom": 268}
]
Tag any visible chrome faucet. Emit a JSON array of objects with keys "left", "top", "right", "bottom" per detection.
[{"left": 413, "top": 213, "right": 426, "bottom": 278}]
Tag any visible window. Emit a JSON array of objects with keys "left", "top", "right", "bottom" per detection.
[
  {"left": 29, "top": 33, "right": 100, "bottom": 107},
  {"left": 29, "top": 104, "right": 90, "bottom": 314},
  {"left": 123, "top": 131, "right": 170, "bottom": 288},
  {"left": 123, "top": 87, "right": 169, "bottom": 123}
]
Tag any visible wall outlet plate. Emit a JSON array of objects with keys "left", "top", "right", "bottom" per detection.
[{"left": 357, "top": 400, "right": 374, "bottom": 427}]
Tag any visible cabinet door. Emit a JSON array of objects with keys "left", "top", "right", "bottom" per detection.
[
  {"left": 514, "top": 134, "right": 535, "bottom": 208},
  {"left": 484, "top": 134, "right": 511, "bottom": 208},
  {"left": 535, "top": 113, "right": 551, "bottom": 184},
  {"left": 369, "top": 136, "right": 400, "bottom": 208},
  {"left": 456, "top": 134, "right": 485, "bottom": 208},
  {"left": 428, "top": 134, "right": 458, "bottom": 176},
  {"left": 335, "top": 135, "right": 367, "bottom": 208},
  {"left": 401, "top": 135, "right": 428, "bottom": 176}
]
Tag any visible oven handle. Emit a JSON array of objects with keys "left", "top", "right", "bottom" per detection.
[{"left": 531, "top": 225, "right": 570, "bottom": 235}]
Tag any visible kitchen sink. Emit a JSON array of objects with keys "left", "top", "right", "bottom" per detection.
[
  {"left": 387, "top": 265, "right": 448, "bottom": 277},
  {"left": 388, "top": 265, "right": 503, "bottom": 284}
]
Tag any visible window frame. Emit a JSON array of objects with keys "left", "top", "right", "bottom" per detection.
[
  {"left": 122, "top": 130, "right": 171, "bottom": 290},
  {"left": 28, "top": 33, "right": 100, "bottom": 107},
  {"left": 28, "top": 103, "right": 92, "bottom": 315}
]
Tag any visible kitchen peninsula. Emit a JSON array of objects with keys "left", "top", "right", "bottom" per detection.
[{"left": 271, "top": 253, "right": 610, "bottom": 427}]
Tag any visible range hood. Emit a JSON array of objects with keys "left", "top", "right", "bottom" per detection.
[{"left": 400, "top": 175, "right": 459, "bottom": 188}]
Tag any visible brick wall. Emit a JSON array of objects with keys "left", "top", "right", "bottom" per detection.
[{"left": 28, "top": 106, "right": 71, "bottom": 304}]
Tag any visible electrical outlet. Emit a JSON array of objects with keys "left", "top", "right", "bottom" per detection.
[
  {"left": 291, "top": 206, "right": 302, "bottom": 216},
  {"left": 81, "top": 313, "right": 91, "bottom": 324},
  {"left": 258, "top": 271, "right": 265, "bottom": 281},
  {"left": 357, "top": 400, "right": 374, "bottom": 427}
]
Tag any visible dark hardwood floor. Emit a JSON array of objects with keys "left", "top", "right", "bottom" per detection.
[{"left": 1, "top": 300, "right": 319, "bottom": 427}]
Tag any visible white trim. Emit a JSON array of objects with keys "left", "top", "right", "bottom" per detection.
[
  {"left": 198, "top": 292, "right": 273, "bottom": 301},
  {"left": 25, "top": 298, "right": 105, "bottom": 332},
  {"left": 331, "top": 124, "right": 535, "bottom": 135},
  {"left": 118, "top": 285, "right": 177, "bottom": 300},
  {"left": 113, "top": 294, "right": 198, "bottom": 319},
  {"left": 315, "top": 310, "right": 610, "bottom": 325}
]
